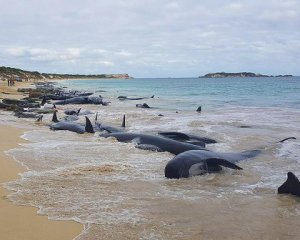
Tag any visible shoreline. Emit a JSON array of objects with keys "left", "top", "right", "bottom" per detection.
[
  {"left": 0, "top": 79, "right": 83, "bottom": 240},
  {"left": 0, "top": 124, "right": 84, "bottom": 240}
]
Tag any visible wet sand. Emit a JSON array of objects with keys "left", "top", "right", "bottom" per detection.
[{"left": 0, "top": 79, "right": 83, "bottom": 240}]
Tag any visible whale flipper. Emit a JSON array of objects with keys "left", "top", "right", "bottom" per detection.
[
  {"left": 206, "top": 158, "right": 243, "bottom": 170},
  {"left": 278, "top": 172, "right": 300, "bottom": 197}
]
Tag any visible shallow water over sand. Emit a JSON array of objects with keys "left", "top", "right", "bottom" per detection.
[{"left": 2, "top": 78, "right": 300, "bottom": 239}]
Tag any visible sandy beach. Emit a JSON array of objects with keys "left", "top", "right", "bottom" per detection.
[{"left": 0, "top": 79, "right": 83, "bottom": 240}]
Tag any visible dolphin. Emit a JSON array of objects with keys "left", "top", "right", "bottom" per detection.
[
  {"left": 50, "top": 116, "right": 94, "bottom": 134},
  {"left": 278, "top": 172, "right": 300, "bottom": 197},
  {"left": 164, "top": 137, "right": 296, "bottom": 179},
  {"left": 100, "top": 132, "right": 207, "bottom": 155}
]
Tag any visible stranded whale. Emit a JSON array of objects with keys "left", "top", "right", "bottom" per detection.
[
  {"left": 50, "top": 111, "right": 94, "bottom": 134},
  {"left": 95, "top": 114, "right": 126, "bottom": 133},
  {"left": 165, "top": 137, "right": 296, "bottom": 179},
  {"left": 164, "top": 149, "right": 260, "bottom": 178},
  {"left": 100, "top": 132, "right": 207, "bottom": 155}
]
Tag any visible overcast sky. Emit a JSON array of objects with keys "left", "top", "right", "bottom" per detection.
[{"left": 0, "top": 0, "right": 299, "bottom": 77}]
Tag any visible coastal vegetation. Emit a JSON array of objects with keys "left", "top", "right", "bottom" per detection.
[
  {"left": 0, "top": 66, "right": 132, "bottom": 81},
  {"left": 199, "top": 72, "right": 293, "bottom": 78}
]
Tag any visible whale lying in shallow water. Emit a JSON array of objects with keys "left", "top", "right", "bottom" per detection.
[
  {"left": 164, "top": 149, "right": 261, "bottom": 178},
  {"left": 50, "top": 112, "right": 94, "bottom": 134},
  {"left": 100, "top": 132, "right": 207, "bottom": 155},
  {"left": 164, "top": 137, "right": 296, "bottom": 179}
]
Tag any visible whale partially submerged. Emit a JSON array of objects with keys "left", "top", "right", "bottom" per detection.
[
  {"left": 55, "top": 96, "right": 107, "bottom": 105},
  {"left": 101, "top": 132, "right": 207, "bottom": 155},
  {"left": 50, "top": 112, "right": 94, "bottom": 134},
  {"left": 164, "top": 149, "right": 261, "bottom": 178},
  {"left": 95, "top": 114, "right": 126, "bottom": 133},
  {"left": 165, "top": 137, "right": 296, "bottom": 179}
]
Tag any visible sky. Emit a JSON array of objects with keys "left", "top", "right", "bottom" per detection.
[{"left": 0, "top": 0, "right": 299, "bottom": 78}]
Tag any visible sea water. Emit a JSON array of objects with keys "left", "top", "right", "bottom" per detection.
[{"left": 3, "top": 77, "right": 300, "bottom": 239}]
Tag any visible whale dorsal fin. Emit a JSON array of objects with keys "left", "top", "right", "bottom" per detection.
[
  {"left": 41, "top": 96, "right": 46, "bottom": 106},
  {"left": 122, "top": 114, "right": 125, "bottom": 128},
  {"left": 278, "top": 172, "right": 300, "bottom": 196},
  {"left": 85, "top": 116, "right": 95, "bottom": 133},
  {"left": 52, "top": 111, "right": 59, "bottom": 122},
  {"left": 77, "top": 108, "right": 81, "bottom": 115},
  {"left": 95, "top": 112, "right": 98, "bottom": 122}
]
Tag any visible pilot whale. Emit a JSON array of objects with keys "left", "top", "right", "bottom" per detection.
[
  {"left": 50, "top": 111, "right": 94, "bottom": 134},
  {"left": 100, "top": 132, "right": 207, "bottom": 155},
  {"left": 95, "top": 114, "right": 126, "bottom": 133},
  {"left": 164, "top": 137, "right": 296, "bottom": 179},
  {"left": 164, "top": 149, "right": 260, "bottom": 178}
]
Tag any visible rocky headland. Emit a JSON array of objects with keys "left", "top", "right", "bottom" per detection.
[
  {"left": 0, "top": 66, "right": 132, "bottom": 81},
  {"left": 199, "top": 72, "right": 293, "bottom": 78}
]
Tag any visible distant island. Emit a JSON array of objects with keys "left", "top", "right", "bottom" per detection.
[
  {"left": 0, "top": 66, "right": 132, "bottom": 81},
  {"left": 199, "top": 72, "right": 293, "bottom": 78}
]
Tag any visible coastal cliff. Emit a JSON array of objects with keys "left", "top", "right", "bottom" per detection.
[
  {"left": 0, "top": 66, "right": 132, "bottom": 81},
  {"left": 199, "top": 72, "right": 293, "bottom": 78}
]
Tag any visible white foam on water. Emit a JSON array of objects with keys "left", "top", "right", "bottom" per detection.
[{"left": 2, "top": 83, "right": 300, "bottom": 239}]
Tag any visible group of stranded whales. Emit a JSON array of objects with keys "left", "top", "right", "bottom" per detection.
[
  {"left": 47, "top": 109, "right": 299, "bottom": 198},
  {"left": 1, "top": 81, "right": 299, "bottom": 198}
]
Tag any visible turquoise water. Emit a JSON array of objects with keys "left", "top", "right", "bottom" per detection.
[
  {"left": 59, "top": 77, "right": 300, "bottom": 110},
  {"left": 3, "top": 76, "right": 300, "bottom": 239}
]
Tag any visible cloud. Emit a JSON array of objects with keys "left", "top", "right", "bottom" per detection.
[{"left": 0, "top": 0, "right": 299, "bottom": 77}]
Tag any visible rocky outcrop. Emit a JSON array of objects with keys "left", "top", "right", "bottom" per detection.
[
  {"left": 199, "top": 72, "right": 271, "bottom": 78},
  {"left": 0, "top": 66, "right": 133, "bottom": 81},
  {"left": 199, "top": 72, "right": 294, "bottom": 78}
]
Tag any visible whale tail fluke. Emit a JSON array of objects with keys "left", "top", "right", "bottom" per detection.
[
  {"left": 122, "top": 114, "right": 125, "bottom": 128},
  {"left": 278, "top": 172, "right": 300, "bottom": 197},
  {"left": 85, "top": 116, "right": 95, "bottom": 133},
  {"left": 52, "top": 111, "right": 59, "bottom": 123}
]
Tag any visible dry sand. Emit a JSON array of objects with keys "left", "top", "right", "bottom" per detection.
[{"left": 0, "top": 79, "right": 83, "bottom": 240}]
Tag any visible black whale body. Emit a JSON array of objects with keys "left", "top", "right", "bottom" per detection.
[
  {"left": 50, "top": 113, "right": 94, "bottom": 134},
  {"left": 101, "top": 132, "right": 207, "bottom": 155},
  {"left": 165, "top": 149, "right": 262, "bottom": 178},
  {"left": 158, "top": 132, "right": 217, "bottom": 144},
  {"left": 55, "top": 96, "right": 104, "bottom": 105}
]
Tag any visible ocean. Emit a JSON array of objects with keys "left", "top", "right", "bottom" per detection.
[{"left": 2, "top": 77, "right": 300, "bottom": 239}]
